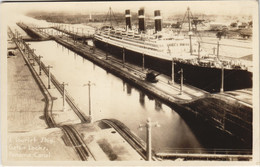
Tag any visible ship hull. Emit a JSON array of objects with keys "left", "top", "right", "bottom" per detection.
[{"left": 93, "top": 38, "right": 252, "bottom": 93}]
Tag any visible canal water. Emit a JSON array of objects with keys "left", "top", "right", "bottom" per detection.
[
  {"left": 28, "top": 40, "right": 249, "bottom": 153},
  {"left": 28, "top": 40, "right": 202, "bottom": 152}
]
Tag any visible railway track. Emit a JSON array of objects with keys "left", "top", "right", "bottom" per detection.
[
  {"left": 101, "top": 119, "right": 148, "bottom": 160},
  {"left": 48, "top": 69, "right": 89, "bottom": 123},
  {"left": 22, "top": 42, "right": 89, "bottom": 123},
  {"left": 9, "top": 28, "right": 92, "bottom": 161},
  {"left": 9, "top": 28, "right": 56, "bottom": 128},
  {"left": 61, "top": 125, "right": 94, "bottom": 161},
  {"left": 56, "top": 36, "right": 208, "bottom": 103},
  {"left": 104, "top": 52, "right": 206, "bottom": 100},
  {"left": 14, "top": 27, "right": 252, "bottom": 161}
]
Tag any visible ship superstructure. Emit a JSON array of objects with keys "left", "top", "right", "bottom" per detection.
[{"left": 93, "top": 7, "right": 252, "bottom": 92}]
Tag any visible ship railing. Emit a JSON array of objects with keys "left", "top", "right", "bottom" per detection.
[
  {"left": 194, "top": 53, "right": 251, "bottom": 70},
  {"left": 101, "top": 33, "right": 160, "bottom": 52},
  {"left": 156, "top": 148, "right": 252, "bottom": 155}
]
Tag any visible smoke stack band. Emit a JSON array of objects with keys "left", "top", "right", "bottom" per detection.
[
  {"left": 125, "top": 9, "right": 132, "bottom": 30},
  {"left": 154, "top": 10, "right": 162, "bottom": 32},
  {"left": 138, "top": 9, "right": 145, "bottom": 32}
]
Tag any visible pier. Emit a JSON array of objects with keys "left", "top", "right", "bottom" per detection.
[{"left": 9, "top": 22, "right": 253, "bottom": 161}]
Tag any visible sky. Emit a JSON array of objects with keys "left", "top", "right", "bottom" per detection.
[{"left": 0, "top": 0, "right": 257, "bottom": 17}]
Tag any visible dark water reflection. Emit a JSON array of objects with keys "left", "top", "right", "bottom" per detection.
[{"left": 28, "top": 40, "right": 247, "bottom": 153}]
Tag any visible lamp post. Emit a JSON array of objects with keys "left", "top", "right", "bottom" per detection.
[
  {"left": 61, "top": 82, "right": 68, "bottom": 111},
  {"left": 217, "top": 41, "right": 220, "bottom": 59},
  {"left": 139, "top": 118, "right": 160, "bottom": 161},
  {"left": 172, "top": 58, "right": 175, "bottom": 84},
  {"left": 198, "top": 42, "right": 201, "bottom": 60},
  {"left": 26, "top": 43, "right": 31, "bottom": 58},
  {"left": 83, "top": 81, "right": 95, "bottom": 123},
  {"left": 122, "top": 46, "right": 125, "bottom": 68},
  {"left": 46, "top": 65, "right": 53, "bottom": 89},
  {"left": 142, "top": 53, "right": 145, "bottom": 71},
  {"left": 30, "top": 49, "right": 36, "bottom": 66},
  {"left": 142, "top": 40, "right": 145, "bottom": 71},
  {"left": 220, "top": 65, "right": 224, "bottom": 93},
  {"left": 38, "top": 55, "right": 43, "bottom": 75},
  {"left": 179, "top": 68, "right": 183, "bottom": 95}
]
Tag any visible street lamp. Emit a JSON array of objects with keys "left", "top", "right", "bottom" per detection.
[
  {"left": 198, "top": 42, "right": 201, "bottom": 60},
  {"left": 217, "top": 40, "right": 220, "bottom": 60},
  {"left": 139, "top": 117, "right": 160, "bottom": 161},
  {"left": 122, "top": 46, "right": 125, "bottom": 68},
  {"left": 142, "top": 40, "right": 145, "bottom": 71},
  {"left": 26, "top": 43, "right": 31, "bottom": 58},
  {"left": 61, "top": 82, "right": 68, "bottom": 112},
  {"left": 46, "top": 65, "right": 53, "bottom": 89},
  {"left": 178, "top": 68, "right": 183, "bottom": 95},
  {"left": 172, "top": 58, "right": 175, "bottom": 84},
  {"left": 83, "top": 81, "right": 95, "bottom": 123},
  {"left": 32, "top": 50, "right": 36, "bottom": 66},
  {"left": 38, "top": 55, "right": 43, "bottom": 75},
  {"left": 220, "top": 65, "right": 224, "bottom": 93}
]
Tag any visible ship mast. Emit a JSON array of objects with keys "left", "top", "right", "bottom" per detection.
[
  {"left": 187, "top": 7, "right": 193, "bottom": 55},
  {"left": 109, "top": 7, "right": 112, "bottom": 28},
  {"left": 178, "top": 7, "right": 196, "bottom": 55},
  {"left": 104, "top": 7, "right": 118, "bottom": 29},
  {"left": 89, "top": 12, "right": 92, "bottom": 21}
]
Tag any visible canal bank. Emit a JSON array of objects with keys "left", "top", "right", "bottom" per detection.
[
  {"left": 17, "top": 23, "right": 252, "bottom": 153},
  {"left": 7, "top": 34, "right": 47, "bottom": 131},
  {"left": 7, "top": 31, "right": 81, "bottom": 161},
  {"left": 28, "top": 39, "right": 251, "bottom": 153},
  {"left": 8, "top": 28, "right": 146, "bottom": 161},
  {"left": 53, "top": 35, "right": 252, "bottom": 146}
]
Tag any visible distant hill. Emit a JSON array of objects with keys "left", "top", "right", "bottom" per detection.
[{"left": 240, "top": 54, "right": 252, "bottom": 61}]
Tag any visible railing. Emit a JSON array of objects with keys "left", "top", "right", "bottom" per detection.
[
  {"left": 8, "top": 27, "right": 56, "bottom": 128},
  {"left": 22, "top": 38, "right": 89, "bottom": 123},
  {"left": 156, "top": 148, "right": 252, "bottom": 155},
  {"left": 52, "top": 26, "right": 93, "bottom": 39}
]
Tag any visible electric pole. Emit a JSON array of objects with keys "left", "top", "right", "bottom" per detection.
[{"left": 139, "top": 118, "right": 160, "bottom": 161}]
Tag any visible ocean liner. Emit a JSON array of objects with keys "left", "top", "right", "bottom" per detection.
[{"left": 93, "top": 8, "right": 252, "bottom": 92}]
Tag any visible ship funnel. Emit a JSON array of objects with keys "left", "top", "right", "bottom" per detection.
[
  {"left": 154, "top": 10, "right": 162, "bottom": 32},
  {"left": 125, "top": 9, "right": 132, "bottom": 30},
  {"left": 138, "top": 8, "right": 145, "bottom": 32}
]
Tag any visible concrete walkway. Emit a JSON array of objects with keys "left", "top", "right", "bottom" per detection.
[
  {"left": 22, "top": 40, "right": 145, "bottom": 161},
  {"left": 7, "top": 33, "right": 144, "bottom": 161},
  {"left": 7, "top": 41, "right": 47, "bottom": 132},
  {"left": 7, "top": 39, "right": 81, "bottom": 161},
  {"left": 58, "top": 35, "right": 208, "bottom": 104}
]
